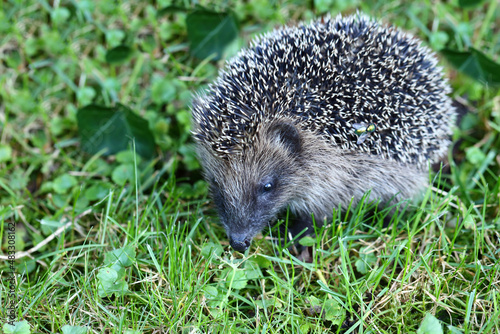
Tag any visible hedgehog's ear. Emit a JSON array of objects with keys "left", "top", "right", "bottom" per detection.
[{"left": 269, "top": 121, "right": 302, "bottom": 154}]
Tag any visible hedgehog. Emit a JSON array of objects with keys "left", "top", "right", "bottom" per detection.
[{"left": 191, "top": 13, "right": 455, "bottom": 252}]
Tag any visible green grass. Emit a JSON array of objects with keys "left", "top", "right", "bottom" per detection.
[{"left": 1, "top": 0, "right": 499, "bottom": 333}]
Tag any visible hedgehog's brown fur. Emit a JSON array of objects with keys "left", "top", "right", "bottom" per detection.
[{"left": 191, "top": 13, "right": 455, "bottom": 252}]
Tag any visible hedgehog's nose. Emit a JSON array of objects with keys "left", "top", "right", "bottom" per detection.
[{"left": 229, "top": 234, "right": 251, "bottom": 252}]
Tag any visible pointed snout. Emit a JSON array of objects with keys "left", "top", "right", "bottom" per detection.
[{"left": 229, "top": 233, "right": 252, "bottom": 252}]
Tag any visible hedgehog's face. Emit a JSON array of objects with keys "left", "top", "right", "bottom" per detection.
[{"left": 198, "top": 121, "right": 303, "bottom": 252}]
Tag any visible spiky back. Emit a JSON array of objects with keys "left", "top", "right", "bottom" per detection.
[{"left": 191, "top": 14, "right": 454, "bottom": 167}]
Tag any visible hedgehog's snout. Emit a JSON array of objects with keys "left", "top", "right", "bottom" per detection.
[{"left": 229, "top": 233, "right": 252, "bottom": 252}]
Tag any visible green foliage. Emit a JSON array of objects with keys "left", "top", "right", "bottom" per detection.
[
  {"left": 417, "top": 314, "right": 443, "bottom": 334},
  {"left": 354, "top": 246, "right": 378, "bottom": 274},
  {"left": 458, "top": 0, "right": 487, "bottom": 9},
  {"left": 52, "top": 174, "right": 78, "bottom": 194},
  {"left": 97, "top": 267, "right": 129, "bottom": 297},
  {"left": 97, "top": 245, "right": 136, "bottom": 297},
  {"left": 77, "top": 104, "right": 156, "bottom": 159},
  {"left": 60, "top": 325, "right": 89, "bottom": 334},
  {"left": 443, "top": 48, "right": 500, "bottom": 86},
  {"left": 2, "top": 321, "right": 30, "bottom": 334},
  {"left": 105, "top": 45, "right": 135, "bottom": 65},
  {"left": 298, "top": 236, "right": 316, "bottom": 247},
  {"left": 186, "top": 9, "right": 239, "bottom": 60},
  {"left": 0, "top": 144, "right": 12, "bottom": 162}
]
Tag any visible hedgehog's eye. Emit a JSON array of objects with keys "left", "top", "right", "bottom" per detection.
[
  {"left": 263, "top": 182, "right": 273, "bottom": 192},
  {"left": 259, "top": 176, "right": 276, "bottom": 195}
]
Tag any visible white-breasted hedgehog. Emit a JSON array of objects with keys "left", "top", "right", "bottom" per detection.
[{"left": 191, "top": 13, "right": 455, "bottom": 252}]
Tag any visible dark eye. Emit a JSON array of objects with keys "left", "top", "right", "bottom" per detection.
[{"left": 263, "top": 182, "right": 273, "bottom": 192}]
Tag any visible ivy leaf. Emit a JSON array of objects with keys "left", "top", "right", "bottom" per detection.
[
  {"left": 104, "top": 245, "right": 136, "bottom": 267},
  {"left": 355, "top": 246, "right": 378, "bottom": 274},
  {"left": 151, "top": 77, "right": 177, "bottom": 104},
  {"left": 111, "top": 163, "right": 135, "bottom": 186},
  {"left": 53, "top": 174, "right": 78, "bottom": 194},
  {"left": 84, "top": 182, "right": 112, "bottom": 201},
  {"left": 255, "top": 298, "right": 283, "bottom": 309},
  {"left": 51, "top": 7, "right": 71, "bottom": 26},
  {"left": 77, "top": 104, "right": 155, "bottom": 159},
  {"left": 253, "top": 254, "right": 271, "bottom": 268},
  {"left": 186, "top": 9, "right": 239, "bottom": 60},
  {"left": 40, "top": 218, "right": 65, "bottom": 235},
  {"left": 203, "top": 286, "right": 219, "bottom": 299},
  {"left": 299, "top": 236, "right": 316, "bottom": 247},
  {"left": 466, "top": 146, "right": 486, "bottom": 166},
  {"left": 2, "top": 321, "right": 31, "bottom": 334},
  {"left": 105, "top": 45, "right": 134, "bottom": 64},
  {"left": 201, "top": 242, "right": 224, "bottom": 259},
  {"left": 97, "top": 267, "right": 118, "bottom": 284},
  {"left": 61, "top": 325, "right": 88, "bottom": 334},
  {"left": 245, "top": 260, "right": 263, "bottom": 280},
  {"left": 77, "top": 87, "right": 96, "bottom": 106},
  {"left": 442, "top": 48, "right": 500, "bottom": 86},
  {"left": 226, "top": 269, "right": 248, "bottom": 290},
  {"left": 417, "top": 313, "right": 443, "bottom": 334},
  {"left": 458, "top": 0, "right": 487, "bottom": 9},
  {"left": 97, "top": 267, "right": 129, "bottom": 297},
  {"left": 157, "top": 5, "right": 187, "bottom": 17},
  {"left": 323, "top": 299, "right": 345, "bottom": 325},
  {"left": 0, "top": 144, "right": 12, "bottom": 162}
]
